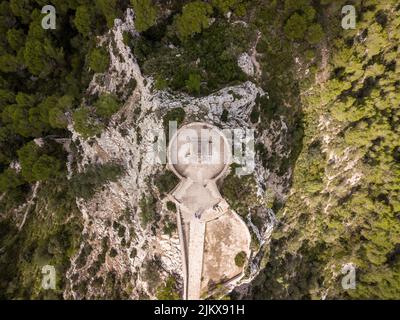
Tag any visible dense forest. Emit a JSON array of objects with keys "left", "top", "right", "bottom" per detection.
[
  {"left": 0, "top": 0, "right": 399, "bottom": 299},
  {"left": 0, "top": 0, "right": 131, "bottom": 299},
  {"left": 247, "top": 0, "right": 400, "bottom": 299}
]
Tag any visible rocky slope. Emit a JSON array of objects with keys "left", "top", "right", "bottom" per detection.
[{"left": 64, "top": 9, "right": 290, "bottom": 299}]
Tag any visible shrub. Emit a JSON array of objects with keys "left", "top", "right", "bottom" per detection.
[
  {"left": 139, "top": 195, "right": 157, "bottom": 227},
  {"left": 284, "top": 13, "right": 307, "bottom": 40},
  {"left": 73, "top": 107, "right": 104, "bottom": 138},
  {"left": 70, "top": 163, "right": 124, "bottom": 200},
  {"left": 212, "top": 0, "right": 246, "bottom": 16},
  {"left": 306, "top": 24, "right": 324, "bottom": 45},
  {"left": 156, "top": 276, "right": 180, "bottom": 300},
  {"left": 74, "top": 5, "right": 92, "bottom": 37},
  {"left": 221, "top": 109, "right": 229, "bottom": 122},
  {"left": 17, "top": 142, "right": 62, "bottom": 183},
  {"left": 174, "top": 1, "right": 213, "bottom": 41},
  {"left": 131, "top": 0, "right": 158, "bottom": 32},
  {"left": 162, "top": 216, "right": 177, "bottom": 237},
  {"left": 163, "top": 108, "right": 186, "bottom": 129},
  {"left": 31, "top": 155, "right": 62, "bottom": 181},
  {"left": 166, "top": 201, "right": 176, "bottom": 212},
  {"left": 0, "top": 168, "right": 24, "bottom": 192},
  {"left": 163, "top": 108, "right": 186, "bottom": 140},
  {"left": 185, "top": 73, "right": 201, "bottom": 95},
  {"left": 17, "top": 141, "right": 40, "bottom": 182},
  {"left": 143, "top": 257, "right": 161, "bottom": 288},
  {"left": 234, "top": 251, "right": 247, "bottom": 267},
  {"left": 109, "top": 248, "right": 118, "bottom": 258},
  {"left": 221, "top": 165, "right": 259, "bottom": 217},
  {"left": 154, "top": 170, "right": 179, "bottom": 194},
  {"left": 89, "top": 47, "right": 109, "bottom": 73},
  {"left": 0, "top": 54, "right": 19, "bottom": 73},
  {"left": 95, "top": 93, "right": 121, "bottom": 119}
]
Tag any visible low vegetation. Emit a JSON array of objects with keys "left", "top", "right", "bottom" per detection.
[
  {"left": 156, "top": 276, "right": 180, "bottom": 300},
  {"left": 234, "top": 251, "right": 247, "bottom": 268},
  {"left": 221, "top": 165, "right": 259, "bottom": 217},
  {"left": 70, "top": 163, "right": 124, "bottom": 200},
  {"left": 154, "top": 169, "right": 179, "bottom": 195},
  {"left": 139, "top": 194, "right": 157, "bottom": 228}
]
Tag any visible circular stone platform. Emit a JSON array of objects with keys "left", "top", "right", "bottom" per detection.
[{"left": 168, "top": 122, "right": 231, "bottom": 183}]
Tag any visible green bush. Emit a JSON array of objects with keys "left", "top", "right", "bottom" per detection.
[
  {"left": 143, "top": 257, "right": 161, "bottom": 288},
  {"left": 31, "top": 155, "right": 62, "bottom": 181},
  {"left": 0, "top": 168, "right": 24, "bottom": 192},
  {"left": 185, "top": 73, "right": 201, "bottom": 95},
  {"left": 95, "top": 93, "right": 121, "bottom": 119},
  {"left": 17, "top": 141, "right": 40, "bottom": 182},
  {"left": 139, "top": 195, "right": 157, "bottom": 227},
  {"left": 212, "top": 0, "right": 246, "bottom": 16},
  {"left": 162, "top": 216, "right": 177, "bottom": 237},
  {"left": 73, "top": 107, "right": 104, "bottom": 138},
  {"left": 284, "top": 13, "right": 307, "bottom": 40},
  {"left": 234, "top": 251, "right": 247, "bottom": 267},
  {"left": 70, "top": 163, "right": 124, "bottom": 200},
  {"left": 156, "top": 276, "right": 180, "bottom": 300},
  {"left": 163, "top": 108, "right": 186, "bottom": 141},
  {"left": 166, "top": 201, "right": 176, "bottom": 212},
  {"left": 0, "top": 54, "right": 19, "bottom": 73},
  {"left": 131, "top": 0, "right": 158, "bottom": 32},
  {"left": 109, "top": 248, "right": 118, "bottom": 258},
  {"left": 174, "top": 1, "right": 213, "bottom": 41},
  {"left": 221, "top": 165, "right": 259, "bottom": 217},
  {"left": 221, "top": 109, "right": 229, "bottom": 122},
  {"left": 306, "top": 24, "right": 324, "bottom": 45},
  {"left": 74, "top": 5, "right": 92, "bottom": 37},
  {"left": 163, "top": 108, "right": 185, "bottom": 129},
  {"left": 89, "top": 47, "right": 109, "bottom": 73},
  {"left": 154, "top": 170, "right": 179, "bottom": 194}
]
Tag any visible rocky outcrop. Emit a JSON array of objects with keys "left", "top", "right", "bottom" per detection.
[{"left": 64, "top": 9, "right": 280, "bottom": 299}]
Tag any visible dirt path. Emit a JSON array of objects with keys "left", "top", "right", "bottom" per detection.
[
  {"left": 18, "top": 182, "right": 40, "bottom": 231},
  {"left": 187, "top": 220, "right": 206, "bottom": 299}
]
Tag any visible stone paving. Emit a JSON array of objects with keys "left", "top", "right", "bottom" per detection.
[{"left": 168, "top": 122, "right": 251, "bottom": 300}]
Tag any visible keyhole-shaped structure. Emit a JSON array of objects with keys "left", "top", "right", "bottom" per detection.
[{"left": 167, "top": 122, "right": 251, "bottom": 300}]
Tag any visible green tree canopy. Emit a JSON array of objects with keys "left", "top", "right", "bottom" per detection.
[
  {"left": 306, "top": 24, "right": 324, "bottom": 45},
  {"left": 0, "top": 54, "right": 19, "bottom": 73},
  {"left": 284, "top": 13, "right": 307, "bottom": 40},
  {"left": 6, "top": 28, "right": 26, "bottom": 51},
  {"left": 131, "top": 0, "right": 158, "bottom": 32},
  {"left": 17, "top": 141, "right": 62, "bottom": 182},
  {"left": 48, "top": 95, "right": 74, "bottom": 129},
  {"left": 73, "top": 107, "right": 104, "bottom": 138},
  {"left": 185, "top": 73, "right": 201, "bottom": 95},
  {"left": 211, "top": 0, "right": 246, "bottom": 16},
  {"left": 0, "top": 168, "right": 24, "bottom": 192},
  {"left": 95, "top": 0, "right": 119, "bottom": 28},
  {"left": 74, "top": 6, "right": 92, "bottom": 37},
  {"left": 9, "top": 0, "right": 33, "bottom": 24},
  {"left": 156, "top": 276, "right": 180, "bottom": 300},
  {"left": 95, "top": 93, "right": 121, "bottom": 119},
  {"left": 17, "top": 141, "right": 41, "bottom": 182},
  {"left": 32, "top": 155, "right": 62, "bottom": 181},
  {"left": 89, "top": 47, "right": 109, "bottom": 73},
  {"left": 174, "top": 1, "right": 213, "bottom": 41}
]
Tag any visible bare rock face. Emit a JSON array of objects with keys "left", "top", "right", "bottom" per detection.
[
  {"left": 237, "top": 53, "right": 255, "bottom": 77},
  {"left": 64, "top": 9, "right": 281, "bottom": 299}
]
